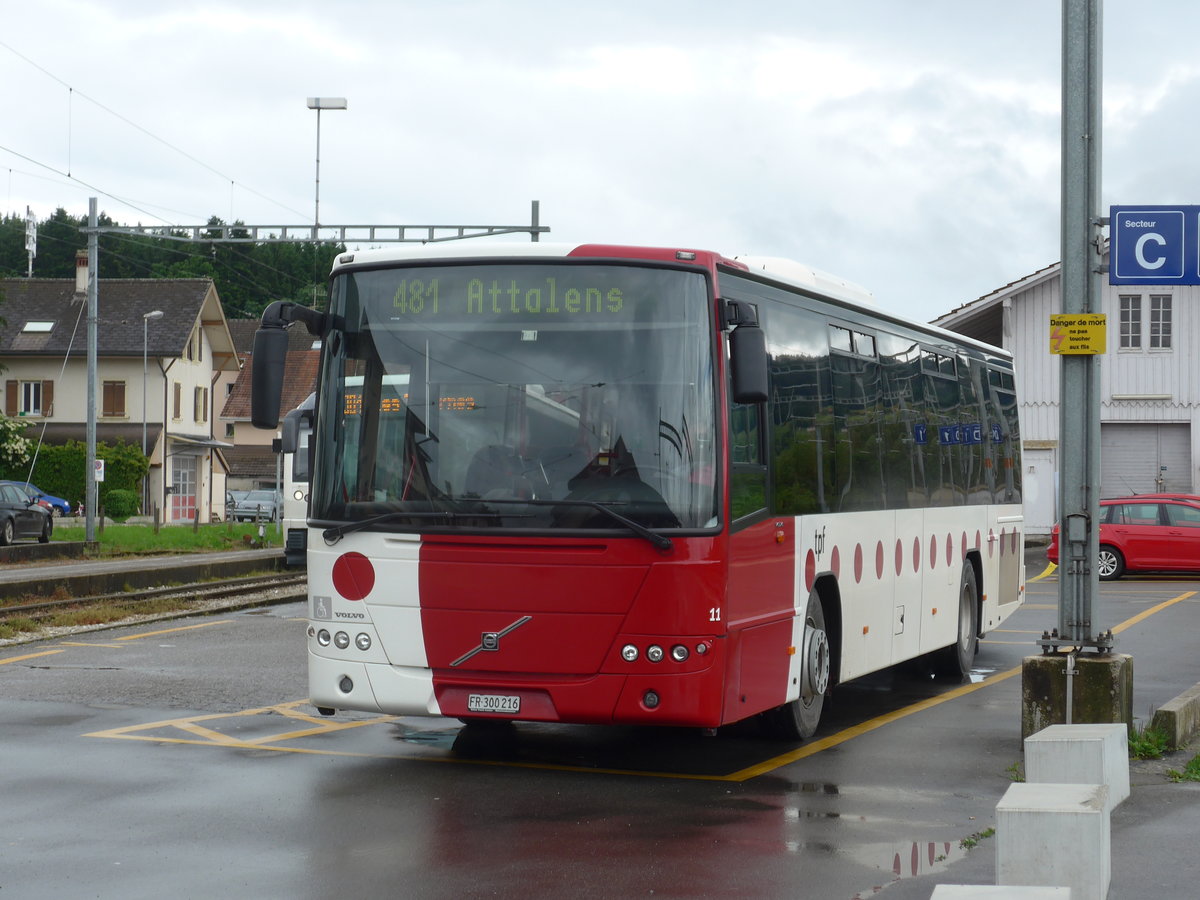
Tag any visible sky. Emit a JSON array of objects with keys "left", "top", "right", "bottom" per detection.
[{"left": 3, "top": 0, "right": 1200, "bottom": 324}]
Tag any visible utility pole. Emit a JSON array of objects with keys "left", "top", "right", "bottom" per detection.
[
  {"left": 1053, "top": 0, "right": 1111, "bottom": 654},
  {"left": 85, "top": 198, "right": 98, "bottom": 542}
]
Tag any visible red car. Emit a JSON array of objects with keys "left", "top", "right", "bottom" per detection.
[{"left": 1047, "top": 496, "right": 1200, "bottom": 580}]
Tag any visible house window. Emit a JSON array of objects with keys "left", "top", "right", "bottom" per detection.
[
  {"left": 193, "top": 386, "right": 209, "bottom": 423},
  {"left": 5, "top": 380, "right": 54, "bottom": 417},
  {"left": 225, "top": 422, "right": 236, "bottom": 439},
  {"left": 173, "top": 382, "right": 182, "bottom": 420},
  {"left": 1119, "top": 295, "right": 1141, "bottom": 349},
  {"left": 1149, "top": 295, "right": 1172, "bottom": 349},
  {"left": 102, "top": 381, "right": 126, "bottom": 417}
]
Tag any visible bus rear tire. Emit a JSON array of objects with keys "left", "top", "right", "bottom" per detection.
[
  {"left": 763, "top": 590, "right": 829, "bottom": 740},
  {"left": 934, "top": 563, "right": 979, "bottom": 678}
]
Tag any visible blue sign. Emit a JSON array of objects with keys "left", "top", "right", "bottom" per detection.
[
  {"left": 913, "top": 424, "right": 928, "bottom": 445},
  {"left": 1110, "top": 205, "right": 1198, "bottom": 284},
  {"left": 990, "top": 423, "right": 1004, "bottom": 443}
]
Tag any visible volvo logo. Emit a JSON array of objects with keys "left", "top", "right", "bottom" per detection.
[{"left": 450, "top": 616, "right": 532, "bottom": 667}]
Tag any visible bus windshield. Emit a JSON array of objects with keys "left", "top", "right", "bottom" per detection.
[{"left": 310, "top": 262, "right": 718, "bottom": 534}]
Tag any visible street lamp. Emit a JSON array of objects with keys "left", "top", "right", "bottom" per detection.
[
  {"left": 306, "top": 97, "right": 348, "bottom": 232},
  {"left": 142, "top": 309, "right": 163, "bottom": 457}
]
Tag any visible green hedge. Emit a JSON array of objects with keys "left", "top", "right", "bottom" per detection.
[{"left": 0, "top": 438, "right": 149, "bottom": 510}]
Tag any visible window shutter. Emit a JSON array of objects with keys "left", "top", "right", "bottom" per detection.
[
  {"left": 42, "top": 381, "right": 54, "bottom": 417},
  {"left": 5, "top": 381, "right": 15, "bottom": 417}
]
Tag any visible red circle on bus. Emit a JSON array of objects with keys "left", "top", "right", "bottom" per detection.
[
  {"left": 929, "top": 534, "right": 937, "bottom": 570},
  {"left": 804, "top": 549, "right": 816, "bottom": 592},
  {"left": 913, "top": 537, "right": 921, "bottom": 573},
  {"left": 853, "top": 544, "right": 863, "bottom": 583},
  {"left": 947, "top": 533, "right": 954, "bottom": 566},
  {"left": 831, "top": 546, "right": 841, "bottom": 580},
  {"left": 332, "top": 552, "right": 375, "bottom": 601},
  {"left": 988, "top": 529, "right": 996, "bottom": 558},
  {"left": 876, "top": 541, "right": 885, "bottom": 579},
  {"left": 895, "top": 539, "right": 903, "bottom": 576}
]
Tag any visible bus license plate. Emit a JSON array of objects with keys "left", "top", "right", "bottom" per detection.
[{"left": 467, "top": 693, "right": 520, "bottom": 714}]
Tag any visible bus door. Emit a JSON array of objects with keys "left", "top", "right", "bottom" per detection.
[{"left": 725, "top": 400, "right": 795, "bottom": 720}]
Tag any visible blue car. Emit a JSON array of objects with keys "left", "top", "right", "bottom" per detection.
[{"left": 0, "top": 481, "right": 70, "bottom": 517}]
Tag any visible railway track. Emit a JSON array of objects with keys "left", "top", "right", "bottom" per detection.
[{"left": 1, "top": 572, "right": 308, "bottom": 626}]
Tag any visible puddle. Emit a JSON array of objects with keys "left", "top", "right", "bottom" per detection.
[{"left": 848, "top": 838, "right": 969, "bottom": 898}]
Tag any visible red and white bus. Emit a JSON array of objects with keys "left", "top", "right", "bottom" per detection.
[{"left": 251, "top": 243, "right": 1024, "bottom": 739}]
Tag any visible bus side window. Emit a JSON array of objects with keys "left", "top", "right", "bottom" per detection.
[{"left": 729, "top": 402, "right": 766, "bottom": 522}]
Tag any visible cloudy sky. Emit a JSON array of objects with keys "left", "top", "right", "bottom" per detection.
[{"left": 3, "top": 1, "right": 1198, "bottom": 322}]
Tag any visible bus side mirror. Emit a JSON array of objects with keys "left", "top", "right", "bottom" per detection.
[
  {"left": 251, "top": 325, "right": 289, "bottom": 428},
  {"left": 729, "top": 324, "right": 769, "bottom": 403}
]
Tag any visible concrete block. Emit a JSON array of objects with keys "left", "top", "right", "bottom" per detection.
[
  {"left": 931, "top": 887, "right": 1071, "bottom": 898},
  {"left": 1150, "top": 682, "right": 1200, "bottom": 750},
  {"left": 1025, "top": 723, "right": 1129, "bottom": 811},
  {"left": 1021, "top": 653, "right": 1133, "bottom": 740},
  {"left": 996, "top": 782, "right": 1109, "bottom": 900}
]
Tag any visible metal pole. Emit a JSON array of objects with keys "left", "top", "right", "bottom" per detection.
[
  {"left": 1056, "top": 0, "right": 1110, "bottom": 650},
  {"left": 85, "top": 198, "right": 98, "bottom": 541},
  {"left": 314, "top": 106, "right": 322, "bottom": 231},
  {"left": 142, "top": 317, "right": 149, "bottom": 457}
]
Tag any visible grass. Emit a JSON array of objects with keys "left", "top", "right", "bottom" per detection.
[
  {"left": 1166, "top": 754, "right": 1200, "bottom": 783},
  {"left": 959, "top": 827, "right": 995, "bottom": 850},
  {"left": 1128, "top": 724, "right": 1172, "bottom": 760},
  {"left": 51, "top": 521, "right": 280, "bottom": 555}
]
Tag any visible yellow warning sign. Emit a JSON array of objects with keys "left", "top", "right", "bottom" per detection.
[{"left": 1049, "top": 314, "right": 1107, "bottom": 355}]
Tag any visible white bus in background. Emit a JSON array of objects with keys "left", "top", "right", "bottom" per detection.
[{"left": 280, "top": 393, "right": 314, "bottom": 568}]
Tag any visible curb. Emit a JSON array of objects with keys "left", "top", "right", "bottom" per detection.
[{"left": 1151, "top": 683, "right": 1200, "bottom": 750}]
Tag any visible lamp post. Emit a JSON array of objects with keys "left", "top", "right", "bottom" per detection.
[
  {"left": 142, "top": 310, "right": 164, "bottom": 457},
  {"left": 306, "top": 97, "right": 348, "bottom": 232}
]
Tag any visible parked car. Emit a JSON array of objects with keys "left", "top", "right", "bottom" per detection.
[
  {"left": 1047, "top": 496, "right": 1200, "bottom": 580},
  {"left": 0, "top": 480, "right": 70, "bottom": 517},
  {"left": 233, "top": 489, "right": 282, "bottom": 522},
  {"left": 0, "top": 482, "right": 53, "bottom": 544}
]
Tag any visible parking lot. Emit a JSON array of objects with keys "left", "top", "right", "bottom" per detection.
[{"left": 2, "top": 556, "right": 1198, "bottom": 898}]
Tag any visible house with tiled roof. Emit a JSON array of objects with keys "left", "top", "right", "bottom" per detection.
[
  {"left": 218, "top": 319, "right": 319, "bottom": 490},
  {"left": 0, "top": 255, "right": 238, "bottom": 522}
]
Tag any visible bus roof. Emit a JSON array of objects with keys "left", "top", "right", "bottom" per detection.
[{"left": 330, "top": 242, "right": 1011, "bottom": 361}]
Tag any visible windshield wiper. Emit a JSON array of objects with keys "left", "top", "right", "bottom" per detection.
[
  {"left": 480, "top": 498, "right": 674, "bottom": 551},
  {"left": 320, "top": 498, "right": 673, "bottom": 552}
]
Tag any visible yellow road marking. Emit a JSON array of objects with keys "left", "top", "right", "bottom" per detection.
[
  {"left": 1111, "top": 590, "right": 1196, "bottom": 634},
  {"left": 726, "top": 668, "right": 1024, "bottom": 781},
  {"left": 0, "top": 648, "right": 65, "bottom": 665},
  {"left": 83, "top": 586, "right": 1200, "bottom": 780},
  {"left": 116, "top": 620, "right": 231, "bottom": 641},
  {"left": 1028, "top": 562, "right": 1057, "bottom": 582}
]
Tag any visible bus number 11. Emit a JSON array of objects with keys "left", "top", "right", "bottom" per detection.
[{"left": 709, "top": 607, "right": 721, "bottom": 622}]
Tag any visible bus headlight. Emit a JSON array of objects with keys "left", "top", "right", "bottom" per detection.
[
  {"left": 334, "top": 631, "right": 350, "bottom": 649},
  {"left": 646, "top": 645, "right": 664, "bottom": 663},
  {"left": 293, "top": 489, "right": 305, "bottom": 501},
  {"left": 317, "top": 629, "right": 331, "bottom": 647},
  {"left": 355, "top": 633, "right": 372, "bottom": 651},
  {"left": 621, "top": 644, "right": 639, "bottom": 662},
  {"left": 671, "top": 644, "right": 689, "bottom": 662}
]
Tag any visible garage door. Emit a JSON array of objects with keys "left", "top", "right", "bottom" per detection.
[{"left": 1100, "top": 424, "right": 1191, "bottom": 498}]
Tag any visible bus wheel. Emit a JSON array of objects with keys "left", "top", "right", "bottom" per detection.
[
  {"left": 764, "top": 590, "right": 829, "bottom": 740},
  {"left": 935, "top": 564, "right": 979, "bottom": 678}
]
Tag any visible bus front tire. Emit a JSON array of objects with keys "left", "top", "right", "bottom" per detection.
[{"left": 763, "top": 590, "right": 829, "bottom": 740}]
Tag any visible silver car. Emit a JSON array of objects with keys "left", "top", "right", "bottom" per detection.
[{"left": 233, "top": 489, "right": 281, "bottom": 522}]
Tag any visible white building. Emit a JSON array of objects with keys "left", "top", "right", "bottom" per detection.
[
  {"left": 0, "top": 259, "right": 238, "bottom": 522},
  {"left": 934, "top": 262, "right": 1199, "bottom": 534}
]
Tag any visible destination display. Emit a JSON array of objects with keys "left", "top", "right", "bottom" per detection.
[{"left": 391, "top": 275, "right": 626, "bottom": 318}]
